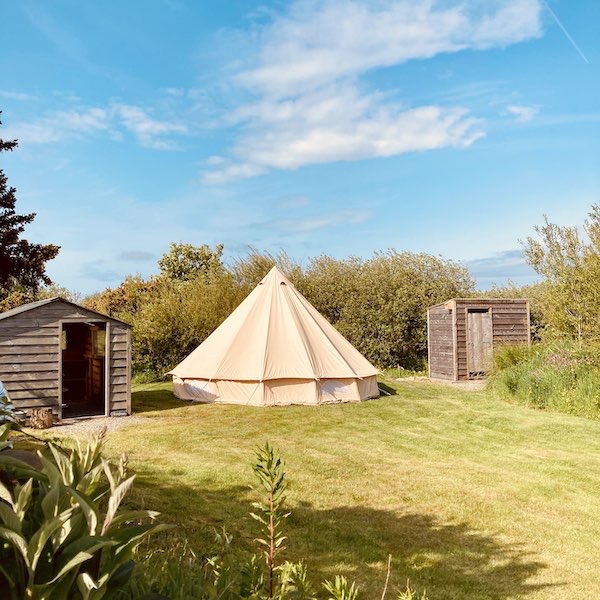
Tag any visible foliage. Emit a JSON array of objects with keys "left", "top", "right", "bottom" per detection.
[
  {"left": 250, "top": 442, "right": 291, "bottom": 598},
  {"left": 83, "top": 275, "right": 161, "bottom": 322},
  {"left": 83, "top": 271, "right": 244, "bottom": 378},
  {"left": 158, "top": 242, "right": 225, "bottom": 282},
  {"left": 130, "top": 272, "right": 244, "bottom": 377},
  {"left": 489, "top": 340, "right": 600, "bottom": 419},
  {"left": 0, "top": 115, "right": 60, "bottom": 304},
  {"left": 489, "top": 342, "right": 535, "bottom": 372},
  {"left": 301, "top": 250, "right": 473, "bottom": 369},
  {"left": 0, "top": 427, "right": 168, "bottom": 599},
  {"left": 522, "top": 205, "right": 600, "bottom": 342},
  {"left": 0, "top": 395, "right": 22, "bottom": 452},
  {"left": 396, "top": 582, "right": 429, "bottom": 600},
  {"left": 230, "top": 249, "right": 304, "bottom": 292},
  {"left": 83, "top": 246, "right": 472, "bottom": 375},
  {"left": 322, "top": 576, "right": 359, "bottom": 600}
]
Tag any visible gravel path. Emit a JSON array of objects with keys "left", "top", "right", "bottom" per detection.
[{"left": 44, "top": 415, "right": 148, "bottom": 436}]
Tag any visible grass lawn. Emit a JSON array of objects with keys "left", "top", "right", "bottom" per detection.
[{"left": 59, "top": 379, "right": 600, "bottom": 599}]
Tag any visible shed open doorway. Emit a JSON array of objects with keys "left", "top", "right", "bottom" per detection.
[{"left": 61, "top": 322, "right": 106, "bottom": 418}]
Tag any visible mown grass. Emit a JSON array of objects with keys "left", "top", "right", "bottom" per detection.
[{"left": 76, "top": 380, "right": 600, "bottom": 599}]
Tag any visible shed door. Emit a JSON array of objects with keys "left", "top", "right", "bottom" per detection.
[
  {"left": 61, "top": 322, "right": 106, "bottom": 418},
  {"left": 467, "top": 309, "right": 492, "bottom": 378}
]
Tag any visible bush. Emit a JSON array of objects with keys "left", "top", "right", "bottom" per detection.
[
  {"left": 489, "top": 341, "right": 600, "bottom": 419},
  {"left": 301, "top": 251, "right": 473, "bottom": 369}
]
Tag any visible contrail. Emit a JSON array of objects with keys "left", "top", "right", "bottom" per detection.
[{"left": 542, "top": 0, "right": 589, "bottom": 64}]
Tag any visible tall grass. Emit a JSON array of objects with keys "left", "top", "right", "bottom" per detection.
[{"left": 489, "top": 341, "right": 600, "bottom": 419}]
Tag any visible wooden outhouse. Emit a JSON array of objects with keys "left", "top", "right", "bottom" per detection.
[
  {"left": 0, "top": 298, "right": 131, "bottom": 420},
  {"left": 427, "top": 299, "right": 530, "bottom": 381}
]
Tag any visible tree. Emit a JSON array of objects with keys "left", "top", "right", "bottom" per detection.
[
  {"left": 0, "top": 115, "right": 59, "bottom": 302},
  {"left": 522, "top": 205, "right": 600, "bottom": 341},
  {"left": 158, "top": 242, "right": 224, "bottom": 282}
]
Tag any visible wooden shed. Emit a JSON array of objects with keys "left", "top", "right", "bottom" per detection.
[
  {"left": 427, "top": 299, "right": 530, "bottom": 381},
  {"left": 0, "top": 298, "right": 131, "bottom": 420}
]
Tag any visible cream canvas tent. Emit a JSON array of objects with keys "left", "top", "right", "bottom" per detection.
[{"left": 169, "top": 266, "right": 379, "bottom": 405}]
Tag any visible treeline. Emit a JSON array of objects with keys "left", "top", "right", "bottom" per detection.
[{"left": 84, "top": 244, "right": 474, "bottom": 377}]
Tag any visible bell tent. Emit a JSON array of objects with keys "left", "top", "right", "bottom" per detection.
[{"left": 169, "top": 266, "right": 379, "bottom": 405}]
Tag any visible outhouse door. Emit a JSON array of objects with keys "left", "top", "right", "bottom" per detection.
[{"left": 466, "top": 308, "right": 492, "bottom": 378}]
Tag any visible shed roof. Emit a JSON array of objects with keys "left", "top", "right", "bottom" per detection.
[
  {"left": 0, "top": 297, "right": 131, "bottom": 327},
  {"left": 428, "top": 298, "right": 529, "bottom": 311}
]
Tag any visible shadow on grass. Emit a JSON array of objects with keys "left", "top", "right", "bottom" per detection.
[
  {"left": 377, "top": 381, "right": 398, "bottom": 396},
  {"left": 290, "top": 503, "right": 552, "bottom": 599},
  {"left": 131, "top": 384, "right": 189, "bottom": 415},
  {"left": 129, "top": 475, "right": 553, "bottom": 600}
]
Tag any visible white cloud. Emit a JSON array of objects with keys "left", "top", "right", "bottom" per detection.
[
  {"left": 58, "top": 107, "right": 111, "bottom": 133},
  {"left": 0, "top": 90, "right": 38, "bottom": 101},
  {"left": 206, "top": 0, "right": 542, "bottom": 183},
  {"left": 204, "top": 83, "right": 484, "bottom": 182},
  {"left": 277, "top": 209, "right": 369, "bottom": 233},
  {"left": 112, "top": 103, "right": 187, "bottom": 149},
  {"left": 467, "top": 249, "right": 539, "bottom": 289},
  {"left": 7, "top": 103, "right": 187, "bottom": 150},
  {"left": 5, "top": 107, "right": 111, "bottom": 144},
  {"left": 506, "top": 104, "right": 539, "bottom": 122},
  {"left": 235, "top": 0, "right": 542, "bottom": 98},
  {"left": 202, "top": 161, "right": 267, "bottom": 185}
]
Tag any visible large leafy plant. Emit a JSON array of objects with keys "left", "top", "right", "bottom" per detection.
[{"left": 0, "top": 415, "right": 168, "bottom": 599}]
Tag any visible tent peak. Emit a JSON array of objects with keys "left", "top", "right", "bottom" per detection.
[{"left": 258, "top": 265, "right": 292, "bottom": 287}]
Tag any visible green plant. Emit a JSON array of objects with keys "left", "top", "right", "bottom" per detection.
[
  {"left": 0, "top": 395, "right": 22, "bottom": 451},
  {"left": 322, "top": 576, "right": 359, "bottom": 600},
  {"left": 396, "top": 581, "right": 429, "bottom": 600},
  {"left": 522, "top": 204, "right": 600, "bottom": 342},
  {"left": 0, "top": 430, "right": 168, "bottom": 599},
  {"left": 491, "top": 343, "right": 533, "bottom": 372},
  {"left": 250, "top": 442, "right": 290, "bottom": 598}
]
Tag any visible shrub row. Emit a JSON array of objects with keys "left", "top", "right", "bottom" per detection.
[{"left": 84, "top": 247, "right": 474, "bottom": 378}]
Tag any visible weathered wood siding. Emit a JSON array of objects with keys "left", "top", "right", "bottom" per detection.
[
  {"left": 0, "top": 307, "right": 61, "bottom": 410},
  {"left": 429, "top": 299, "right": 530, "bottom": 381},
  {"left": 109, "top": 323, "right": 130, "bottom": 414},
  {"left": 427, "top": 304, "right": 455, "bottom": 380},
  {"left": 0, "top": 300, "right": 131, "bottom": 417}
]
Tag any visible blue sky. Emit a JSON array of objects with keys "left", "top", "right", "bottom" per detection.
[{"left": 1, "top": 0, "right": 598, "bottom": 294}]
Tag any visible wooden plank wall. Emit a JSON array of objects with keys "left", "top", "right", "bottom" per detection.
[
  {"left": 0, "top": 310, "right": 60, "bottom": 410},
  {"left": 428, "top": 305, "right": 455, "bottom": 380},
  {"left": 109, "top": 324, "right": 129, "bottom": 414},
  {"left": 0, "top": 301, "right": 131, "bottom": 416},
  {"left": 455, "top": 299, "right": 529, "bottom": 381}
]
